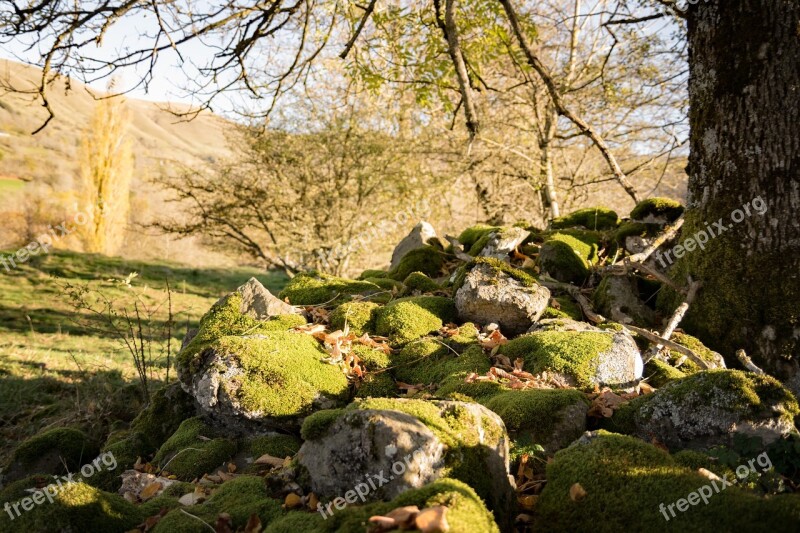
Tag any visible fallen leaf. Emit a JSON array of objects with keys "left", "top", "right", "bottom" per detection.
[
  {"left": 178, "top": 492, "right": 204, "bottom": 506},
  {"left": 517, "top": 494, "right": 538, "bottom": 511},
  {"left": 386, "top": 505, "right": 420, "bottom": 527},
  {"left": 415, "top": 506, "right": 449, "bottom": 533},
  {"left": 140, "top": 482, "right": 162, "bottom": 501},
  {"left": 215, "top": 513, "right": 234, "bottom": 533},
  {"left": 284, "top": 493, "right": 303, "bottom": 509},
  {"left": 307, "top": 493, "right": 319, "bottom": 510},
  {"left": 254, "top": 454, "right": 285, "bottom": 468},
  {"left": 244, "top": 513, "right": 262, "bottom": 533},
  {"left": 569, "top": 483, "right": 587, "bottom": 502}
]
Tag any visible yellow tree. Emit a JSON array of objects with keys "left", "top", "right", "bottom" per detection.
[{"left": 77, "top": 95, "right": 133, "bottom": 255}]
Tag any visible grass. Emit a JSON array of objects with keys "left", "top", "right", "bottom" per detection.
[
  {"left": 0, "top": 177, "right": 25, "bottom": 193},
  {"left": 0, "top": 249, "right": 287, "bottom": 466}
]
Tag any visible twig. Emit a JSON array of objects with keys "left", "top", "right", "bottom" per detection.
[
  {"left": 626, "top": 215, "right": 684, "bottom": 264},
  {"left": 643, "top": 278, "right": 702, "bottom": 362},
  {"left": 624, "top": 324, "right": 711, "bottom": 370},
  {"left": 539, "top": 276, "right": 606, "bottom": 324},
  {"left": 604, "top": 260, "right": 687, "bottom": 295},
  {"left": 339, "top": 0, "right": 378, "bottom": 59},
  {"left": 736, "top": 349, "right": 764, "bottom": 374}
]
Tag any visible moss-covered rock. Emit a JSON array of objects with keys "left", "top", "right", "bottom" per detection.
[
  {"left": 669, "top": 332, "right": 725, "bottom": 374},
  {"left": 363, "top": 276, "right": 402, "bottom": 292},
  {"left": 329, "top": 301, "right": 380, "bottom": 336},
  {"left": 298, "top": 399, "right": 513, "bottom": 521},
  {"left": 644, "top": 358, "right": 688, "bottom": 388},
  {"left": 358, "top": 269, "right": 389, "bottom": 280},
  {"left": 278, "top": 272, "right": 382, "bottom": 306},
  {"left": 457, "top": 224, "right": 500, "bottom": 251},
  {"left": 154, "top": 417, "right": 237, "bottom": 480},
  {"left": 630, "top": 197, "right": 685, "bottom": 222},
  {"left": 4, "top": 427, "right": 97, "bottom": 483},
  {"left": 153, "top": 476, "right": 284, "bottom": 532},
  {"left": 499, "top": 330, "right": 642, "bottom": 389},
  {"left": 388, "top": 246, "right": 444, "bottom": 281},
  {"left": 541, "top": 296, "right": 583, "bottom": 321},
  {"left": 402, "top": 271, "right": 441, "bottom": 294},
  {"left": 242, "top": 433, "right": 302, "bottom": 460},
  {"left": 539, "top": 233, "right": 598, "bottom": 283},
  {"left": 593, "top": 275, "right": 657, "bottom": 327},
  {"left": 609, "top": 370, "right": 800, "bottom": 450},
  {"left": 394, "top": 341, "right": 491, "bottom": 389},
  {"left": 551, "top": 207, "right": 619, "bottom": 230},
  {"left": 375, "top": 296, "right": 457, "bottom": 345},
  {"left": 0, "top": 478, "right": 142, "bottom": 532},
  {"left": 536, "top": 432, "right": 800, "bottom": 532}
]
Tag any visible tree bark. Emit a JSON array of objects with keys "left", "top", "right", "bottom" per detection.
[{"left": 673, "top": 0, "right": 800, "bottom": 381}]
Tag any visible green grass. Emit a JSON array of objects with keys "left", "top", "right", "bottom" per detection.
[
  {"left": 0, "top": 177, "right": 25, "bottom": 193},
  {"left": 0, "top": 250, "right": 287, "bottom": 466}
]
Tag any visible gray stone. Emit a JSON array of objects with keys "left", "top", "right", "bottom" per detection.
[
  {"left": 390, "top": 222, "right": 437, "bottom": 271},
  {"left": 593, "top": 275, "right": 656, "bottom": 327},
  {"left": 455, "top": 262, "right": 550, "bottom": 337},
  {"left": 478, "top": 227, "right": 530, "bottom": 260},
  {"left": 219, "top": 277, "right": 299, "bottom": 319}
]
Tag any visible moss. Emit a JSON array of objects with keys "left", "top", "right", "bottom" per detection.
[
  {"left": 89, "top": 430, "right": 151, "bottom": 491},
  {"left": 669, "top": 332, "right": 722, "bottom": 374},
  {"left": 329, "top": 301, "right": 380, "bottom": 336},
  {"left": 630, "top": 197, "right": 685, "bottom": 221},
  {"left": 388, "top": 246, "right": 444, "bottom": 281},
  {"left": 264, "top": 512, "right": 323, "bottom": 533},
  {"left": 153, "top": 476, "right": 284, "bottom": 533},
  {"left": 185, "top": 332, "right": 350, "bottom": 419},
  {"left": 551, "top": 207, "right": 619, "bottom": 230},
  {"left": 536, "top": 432, "right": 800, "bottom": 532},
  {"left": 613, "top": 221, "right": 664, "bottom": 244},
  {"left": 644, "top": 358, "right": 687, "bottom": 388},
  {"left": 8, "top": 427, "right": 95, "bottom": 475},
  {"left": 394, "top": 342, "right": 491, "bottom": 388},
  {"left": 499, "top": 331, "right": 614, "bottom": 388},
  {"left": 0, "top": 479, "right": 142, "bottom": 532},
  {"left": 484, "top": 389, "right": 587, "bottom": 438},
  {"left": 403, "top": 271, "right": 441, "bottom": 294},
  {"left": 129, "top": 382, "right": 197, "bottom": 451},
  {"left": 278, "top": 272, "right": 382, "bottom": 306},
  {"left": 154, "top": 417, "right": 238, "bottom": 481},
  {"left": 355, "top": 371, "right": 397, "bottom": 398},
  {"left": 375, "top": 296, "right": 457, "bottom": 345},
  {"left": 301, "top": 409, "right": 345, "bottom": 441},
  {"left": 457, "top": 224, "right": 500, "bottom": 250},
  {"left": 243, "top": 434, "right": 302, "bottom": 459},
  {"left": 454, "top": 256, "right": 538, "bottom": 293},
  {"left": 538, "top": 233, "right": 598, "bottom": 283},
  {"left": 541, "top": 296, "right": 583, "bottom": 321},
  {"left": 357, "top": 269, "right": 389, "bottom": 280},
  {"left": 363, "top": 276, "right": 402, "bottom": 291}
]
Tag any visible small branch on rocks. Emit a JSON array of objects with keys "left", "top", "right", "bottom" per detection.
[
  {"left": 736, "top": 349, "right": 765, "bottom": 374},
  {"left": 603, "top": 260, "right": 686, "bottom": 295},
  {"left": 540, "top": 276, "right": 606, "bottom": 324},
  {"left": 624, "top": 324, "right": 711, "bottom": 370},
  {"left": 625, "top": 215, "right": 684, "bottom": 265},
  {"left": 444, "top": 235, "right": 473, "bottom": 262},
  {"left": 643, "top": 278, "right": 702, "bottom": 362}
]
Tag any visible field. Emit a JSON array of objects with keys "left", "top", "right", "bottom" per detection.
[{"left": 0, "top": 250, "right": 287, "bottom": 466}]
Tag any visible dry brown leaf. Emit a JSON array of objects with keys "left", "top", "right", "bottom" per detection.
[
  {"left": 227, "top": 462, "right": 237, "bottom": 473},
  {"left": 307, "top": 493, "right": 319, "bottom": 511},
  {"left": 517, "top": 494, "right": 538, "bottom": 511},
  {"left": 386, "top": 505, "right": 420, "bottom": 527},
  {"left": 415, "top": 506, "right": 449, "bottom": 533},
  {"left": 698, "top": 468, "right": 722, "bottom": 482},
  {"left": 140, "top": 482, "right": 162, "bottom": 502},
  {"left": 367, "top": 516, "right": 397, "bottom": 531},
  {"left": 215, "top": 513, "right": 234, "bottom": 533},
  {"left": 569, "top": 483, "right": 587, "bottom": 502},
  {"left": 244, "top": 513, "right": 262, "bottom": 533},
  {"left": 284, "top": 493, "right": 303, "bottom": 509}
]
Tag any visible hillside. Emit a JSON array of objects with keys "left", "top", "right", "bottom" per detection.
[{"left": 0, "top": 59, "right": 234, "bottom": 189}]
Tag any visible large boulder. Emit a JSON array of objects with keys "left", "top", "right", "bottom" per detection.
[
  {"left": 499, "top": 327, "right": 643, "bottom": 389},
  {"left": 455, "top": 258, "right": 550, "bottom": 336},
  {"left": 298, "top": 398, "right": 515, "bottom": 518},
  {"left": 609, "top": 370, "right": 800, "bottom": 450},
  {"left": 390, "top": 221, "right": 438, "bottom": 271}
]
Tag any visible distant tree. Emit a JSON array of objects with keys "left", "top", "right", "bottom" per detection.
[{"left": 77, "top": 95, "right": 132, "bottom": 255}]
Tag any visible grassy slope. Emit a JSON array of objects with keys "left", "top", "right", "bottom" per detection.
[{"left": 0, "top": 250, "right": 287, "bottom": 465}]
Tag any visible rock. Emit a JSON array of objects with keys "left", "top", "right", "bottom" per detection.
[
  {"left": 499, "top": 328, "right": 643, "bottom": 388},
  {"left": 527, "top": 317, "right": 599, "bottom": 333},
  {"left": 593, "top": 275, "right": 656, "bottom": 326},
  {"left": 298, "top": 398, "right": 514, "bottom": 517},
  {"left": 550, "top": 207, "right": 619, "bottom": 230},
  {"left": 225, "top": 277, "right": 300, "bottom": 319},
  {"left": 390, "top": 221, "right": 438, "bottom": 271},
  {"left": 538, "top": 233, "right": 598, "bottom": 283},
  {"left": 118, "top": 471, "right": 177, "bottom": 501},
  {"left": 477, "top": 227, "right": 530, "bottom": 260},
  {"left": 629, "top": 197, "right": 684, "bottom": 224},
  {"left": 610, "top": 370, "right": 800, "bottom": 450},
  {"left": 2, "top": 428, "right": 98, "bottom": 483},
  {"left": 375, "top": 296, "right": 457, "bottom": 345},
  {"left": 454, "top": 259, "right": 550, "bottom": 336},
  {"left": 278, "top": 272, "right": 385, "bottom": 305},
  {"left": 153, "top": 417, "right": 237, "bottom": 481}
]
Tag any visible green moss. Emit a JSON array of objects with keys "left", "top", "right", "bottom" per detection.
[
  {"left": 183, "top": 332, "right": 350, "bottom": 419},
  {"left": 153, "top": 476, "right": 284, "bottom": 532},
  {"left": 644, "top": 358, "right": 687, "bottom": 388},
  {"left": 484, "top": 389, "right": 587, "bottom": 437},
  {"left": 394, "top": 342, "right": 491, "bottom": 388},
  {"left": 264, "top": 512, "right": 323, "bottom": 533},
  {"left": 279, "top": 272, "right": 382, "bottom": 306},
  {"left": 301, "top": 409, "right": 345, "bottom": 441},
  {"left": 389, "top": 246, "right": 444, "bottom": 281},
  {"left": 551, "top": 207, "right": 619, "bottom": 230},
  {"left": 243, "top": 434, "right": 302, "bottom": 459},
  {"left": 375, "top": 296, "right": 457, "bottom": 345},
  {"left": 154, "top": 417, "right": 237, "bottom": 481},
  {"left": 358, "top": 269, "right": 389, "bottom": 280},
  {"left": 630, "top": 197, "right": 684, "bottom": 222},
  {"left": 403, "top": 271, "right": 441, "bottom": 294},
  {"left": 8, "top": 427, "right": 95, "bottom": 475},
  {"left": 669, "top": 332, "right": 722, "bottom": 374},
  {"left": 614, "top": 221, "right": 664, "bottom": 244},
  {"left": 363, "top": 276, "right": 402, "bottom": 291},
  {"left": 0, "top": 480, "right": 142, "bottom": 532},
  {"left": 454, "top": 256, "right": 538, "bottom": 293},
  {"left": 355, "top": 371, "right": 397, "bottom": 398},
  {"left": 541, "top": 296, "right": 583, "bottom": 321},
  {"left": 329, "top": 301, "right": 380, "bottom": 335},
  {"left": 457, "top": 224, "right": 500, "bottom": 250},
  {"left": 499, "top": 332, "right": 615, "bottom": 388},
  {"left": 536, "top": 432, "right": 800, "bottom": 532},
  {"left": 538, "top": 233, "right": 598, "bottom": 283},
  {"left": 129, "top": 382, "right": 197, "bottom": 451}
]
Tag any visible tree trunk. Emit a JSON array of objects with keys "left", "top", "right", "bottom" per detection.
[
  {"left": 674, "top": 0, "right": 800, "bottom": 382},
  {"left": 540, "top": 107, "right": 560, "bottom": 219}
]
